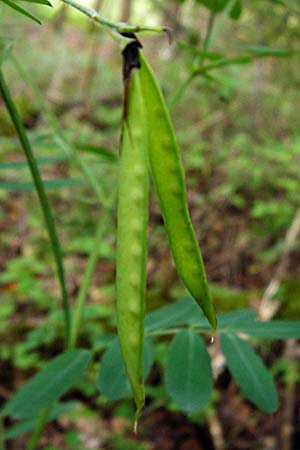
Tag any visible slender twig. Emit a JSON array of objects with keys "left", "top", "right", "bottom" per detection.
[
  {"left": 208, "top": 0, "right": 237, "bottom": 43},
  {"left": 203, "top": 11, "right": 216, "bottom": 53},
  {"left": 170, "top": 9, "right": 216, "bottom": 108},
  {"left": 0, "top": 69, "right": 71, "bottom": 347},
  {"left": 170, "top": 56, "right": 252, "bottom": 107},
  {"left": 208, "top": 412, "right": 225, "bottom": 450},
  {"left": 169, "top": 72, "right": 196, "bottom": 109},
  {"left": 170, "top": 0, "right": 237, "bottom": 107},
  {"left": 25, "top": 407, "right": 51, "bottom": 450},
  {"left": 259, "top": 209, "right": 300, "bottom": 320},
  {"left": 192, "top": 55, "right": 252, "bottom": 76},
  {"left": 60, "top": 0, "right": 166, "bottom": 43}
]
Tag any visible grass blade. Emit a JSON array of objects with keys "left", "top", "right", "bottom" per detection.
[{"left": 1, "top": 0, "right": 41, "bottom": 23}]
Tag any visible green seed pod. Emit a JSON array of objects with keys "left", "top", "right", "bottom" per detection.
[
  {"left": 138, "top": 50, "right": 217, "bottom": 330},
  {"left": 116, "top": 39, "right": 149, "bottom": 425}
]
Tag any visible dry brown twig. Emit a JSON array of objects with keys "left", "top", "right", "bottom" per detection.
[
  {"left": 259, "top": 209, "right": 300, "bottom": 320},
  {"left": 209, "top": 209, "right": 300, "bottom": 450}
]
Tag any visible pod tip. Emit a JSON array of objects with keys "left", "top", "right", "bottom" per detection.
[
  {"left": 208, "top": 306, "right": 217, "bottom": 332},
  {"left": 133, "top": 398, "right": 144, "bottom": 434},
  {"left": 210, "top": 316, "right": 218, "bottom": 332}
]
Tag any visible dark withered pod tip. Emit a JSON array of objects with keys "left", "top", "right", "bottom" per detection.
[{"left": 122, "top": 33, "right": 143, "bottom": 81}]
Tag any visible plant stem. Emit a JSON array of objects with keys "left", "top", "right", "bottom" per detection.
[
  {"left": 211, "top": 0, "right": 238, "bottom": 43},
  {"left": 70, "top": 216, "right": 108, "bottom": 348},
  {"left": 0, "top": 69, "right": 71, "bottom": 347},
  {"left": 193, "top": 55, "right": 252, "bottom": 76},
  {"left": 0, "top": 417, "right": 4, "bottom": 450},
  {"left": 169, "top": 72, "right": 196, "bottom": 109},
  {"left": 25, "top": 407, "right": 51, "bottom": 450},
  {"left": 203, "top": 10, "right": 216, "bottom": 53},
  {"left": 170, "top": 0, "right": 237, "bottom": 107},
  {"left": 60, "top": 0, "right": 166, "bottom": 40},
  {"left": 169, "top": 11, "right": 216, "bottom": 108}
]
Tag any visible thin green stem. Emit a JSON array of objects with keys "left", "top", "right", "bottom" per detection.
[
  {"left": 0, "top": 69, "right": 71, "bottom": 347},
  {"left": 70, "top": 216, "right": 108, "bottom": 348},
  {"left": 0, "top": 417, "right": 4, "bottom": 450},
  {"left": 169, "top": 72, "right": 196, "bottom": 109},
  {"left": 12, "top": 56, "right": 110, "bottom": 207},
  {"left": 171, "top": 0, "right": 237, "bottom": 107},
  {"left": 25, "top": 407, "right": 51, "bottom": 450},
  {"left": 169, "top": 11, "right": 216, "bottom": 108},
  {"left": 60, "top": 0, "right": 166, "bottom": 43},
  {"left": 211, "top": 0, "right": 238, "bottom": 44},
  {"left": 188, "top": 10, "right": 216, "bottom": 87},
  {"left": 193, "top": 55, "right": 252, "bottom": 76},
  {"left": 203, "top": 11, "right": 216, "bottom": 53}
]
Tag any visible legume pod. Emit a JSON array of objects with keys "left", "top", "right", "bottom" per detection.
[
  {"left": 138, "top": 50, "right": 217, "bottom": 330},
  {"left": 116, "top": 41, "right": 149, "bottom": 425}
]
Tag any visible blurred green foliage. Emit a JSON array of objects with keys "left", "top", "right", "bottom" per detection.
[{"left": 1, "top": 0, "right": 300, "bottom": 448}]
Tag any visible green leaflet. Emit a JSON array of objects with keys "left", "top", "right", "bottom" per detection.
[
  {"left": 138, "top": 50, "right": 217, "bottom": 330},
  {"left": 116, "top": 44, "right": 149, "bottom": 425},
  {"left": 16, "top": 0, "right": 51, "bottom": 5},
  {"left": 166, "top": 330, "right": 213, "bottom": 412},
  {"left": 97, "top": 337, "right": 153, "bottom": 401},
  {"left": 0, "top": 0, "right": 43, "bottom": 23},
  {"left": 220, "top": 333, "right": 279, "bottom": 413},
  {"left": 2, "top": 350, "right": 92, "bottom": 419},
  {"left": 4, "top": 402, "right": 77, "bottom": 440}
]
